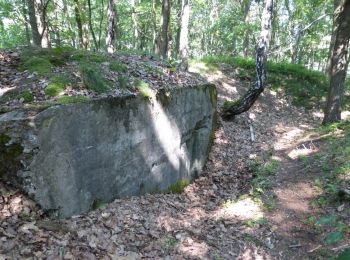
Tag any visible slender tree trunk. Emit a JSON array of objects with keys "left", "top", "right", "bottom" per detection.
[
  {"left": 158, "top": 0, "right": 170, "bottom": 58},
  {"left": 63, "top": 0, "right": 76, "bottom": 48},
  {"left": 73, "top": 0, "right": 86, "bottom": 49},
  {"left": 54, "top": 7, "right": 61, "bottom": 47},
  {"left": 87, "top": 0, "right": 99, "bottom": 51},
  {"left": 323, "top": 0, "right": 350, "bottom": 124},
  {"left": 22, "top": 0, "right": 31, "bottom": 45},
  {"left": 242, "top": 0, "right": 252, "bottom": 57},
  {"left": 151, "top": 0, "right": 157, "bottom": 53},
  {"left": 106, "top": 0, "right": 117, "bottom": 53},
  {"left": 36, "top": 0, "right": 51, "bottom": 48},
  {"left": 130, "top": 0, "right": 138, "bottom": 49},
  {"left": 26, "top": 0, "right": 41, "bottom": 47},
  {"left": 222, "top": 0, "right": 273, "bottom": 119},
  {"left": 98, "top": 0, "right": 105, "bottom": 49},
  {"left": 178, "top": 0, "right": 189, "bottom": 70}
]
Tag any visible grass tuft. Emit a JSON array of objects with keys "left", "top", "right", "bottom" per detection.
[
  {"left": 166, "top": 179, "right": 189, "bottom": 194},
  {"left": 80, "top": 63, "right": 110, "bottom": 93}
]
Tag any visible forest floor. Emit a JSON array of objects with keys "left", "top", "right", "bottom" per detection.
[{"left": 1, "top": 52, "right": 350, "bottom": 259}]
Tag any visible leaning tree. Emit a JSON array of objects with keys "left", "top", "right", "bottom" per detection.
[{"left": 222, "top": 0, "right": 273, "bottom": 120}]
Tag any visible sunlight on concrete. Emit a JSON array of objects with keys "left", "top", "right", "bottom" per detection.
[
  {"left": 149, "top": 92, "right": 190, "bottom": 173},
  {"left": 215, "top": 197, "right": 264, "bottom": 221}
]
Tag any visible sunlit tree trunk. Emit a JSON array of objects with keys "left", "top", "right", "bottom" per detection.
[
  {"left": 158, "top": 0, "right": 170, "bottom": 58},
  {"left": 323, "top": 0, "right": 350, "bottom": 124},
  {"left": 63, "top": 0, "right": 76, "bottom": 48},
  {"left": 106, "top": 0, "right": 117, "bottom": 53},
  {"left": 178, "top": 0, "right": 189, "bottom": 70},
  {"left": 87, "top": 0, "right": 98, "bottom": 51},
  {"left": 130, "top": 0, "right": 138, "bottom": 49},
  {"left": 222, "top": 0, "right": 273, "bottom": 119},
  {"left": 242, "top": 0, "right": 251, "bottom": 57},
  {"left": 26, "top": 0, "right": 41, "bottom": 47}
]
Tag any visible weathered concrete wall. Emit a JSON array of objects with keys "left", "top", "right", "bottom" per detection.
[{"left": 0, "top": 84, "right": 217, "bottom": 217}]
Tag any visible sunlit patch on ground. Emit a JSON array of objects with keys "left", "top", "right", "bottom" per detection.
[
  {"left": 215, "top": 197, "right": 264, "bottom": 221},
  {"left": 0, "top": 86, "right": 16, "bottom": 97}
]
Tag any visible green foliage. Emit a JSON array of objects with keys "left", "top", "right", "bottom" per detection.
[
  {"left": 166, "top": 179, "right": 189, "bottom": 194},
  {"left": 118, "top": 76, "right": 128, "bottom": 88},
  {"left": 20, "top": 90, "right": 34, "bottom": 102},
  {"left": 45, "top": 77, "right": 68, "bottom": 97},
  {"left": 134, "top": 79, "right": 152, "bottom": 98},
  {"left": 110, "top": 61, "right": 128, "bottom": 72},
  {"left": 244, "top": 217, "right": 268, "bottom": 228},
  {"left": 57, "top": 95, "right": 89, "bottom": 105},
  {"left": 200, "top": 56, "right": 329, "bottom": 109},
  {"left": 223, "top": 100, "right": 240, "bottom": 110},
  {"left": 337, "top": 248, "right": 350, "bottom": 260},
  {"left": 0, "top": 89, "right": 33, "bottom": 103},
  {"left": 80, "top": 63, "right": 110, "bottom": 93}
]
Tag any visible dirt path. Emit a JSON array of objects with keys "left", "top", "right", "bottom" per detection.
[{"left": 0, "top": 64, "right": 346, "bottom": 259}]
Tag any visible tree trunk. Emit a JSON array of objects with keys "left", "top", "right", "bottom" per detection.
[
  {"left": 87, "top": 0, "right": 99, "bottom": 51},
  {"left": 158, "top": 0, "right": 170, "bottom": 58},
  {"left": 26, "top": 0, "right": 41, "bottom": 47},
  {"left": 106, "top": 0, "right": 117, "bottom": 53},
  {"left": 323, "top": 0, "right": 350, "bottom": 124},
  {"left": 222, "top": 0, "right": 273, "bottom": 119},
  {"left": 130, "top": 0, "right": 138, "bottom": 49},
  {"left": 178, "top": 0, "right": 189, "bottom": 70},
  {"left": 22, "top": 0, "right": 31, "bottom": 46},
  {"left": 63, "top": 0, "right": 76, "bottom": 48},
  {"left": 242, "top": 0, "right": 251, "bottom": 57},
  {"left": 98, "top": 0, "right": 105, "bottom": 49},
  {"left": 73, "top": 0, "right": 86, "bottom": 49},
  {"left": 151, "top": 0, "right": 157, "bottom": 53}
]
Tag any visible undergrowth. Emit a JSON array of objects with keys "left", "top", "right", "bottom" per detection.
[
  {"left": 195, "top": 56, "right": 350, "bottom": 110},
  {"left": 298, "top": 120, "right": 350, "bottom": 257}
]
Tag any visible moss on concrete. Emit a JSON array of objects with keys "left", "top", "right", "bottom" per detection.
[{"left": 0, "top": 134, "right": 23, "bottom": 180}]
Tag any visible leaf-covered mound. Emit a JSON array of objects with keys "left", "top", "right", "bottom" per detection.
[{"left": 0, "top": 48, "right": 207, "bottom": 111}]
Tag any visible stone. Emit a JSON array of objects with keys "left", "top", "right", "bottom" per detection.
[{"left": 0, "top": 84, "right": 217, "bottom": 217}]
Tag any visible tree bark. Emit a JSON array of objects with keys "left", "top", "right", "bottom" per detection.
[
  {"left": 222, "top": 0, "right": 273, "bottom": 120},
  {"left": 178, "top": 0, "right": 189, "bottom": 70},
  {"left": 130, "top": 0, "right": 138, "bottom": 49},
  {"left": 151, "top": 0, "right": 157, "bottom": 53},
  {"left": 73, "top": 0, "right": 87, "bottom": 49},
  {"left": 158, "top": 0, "right": 170, "bottom": 58},
  {"left": 22, "top": 0, "right": 31, "bottom": 46},
  {"left": 106, "top": 0, "right": 117, "bottom": 53},
  {"left": 242, "top": 0, "right": 252, "bottom": 57},
  {"left": 87, "top": 0, "right": 99, "bottom": 51},
  {"left": 98, "top": 0, "right": 105, "bottom": 49},
  {"left": 26, "top": 0, "right": 41, "bottom": 47},
  {"left": 323, "top": 0, "right": 350, "bottom": 124}
]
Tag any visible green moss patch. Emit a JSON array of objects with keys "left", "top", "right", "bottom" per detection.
[
  {"left": 135, "top": 79, "right": 152, "bottom": 99},
  {"left": 57, "top": 95, "right": 89, "bottom": 105},
  {"left": 80, "top": 63, "right": 110, "bottom": 93},
  {"left": 166, "top": 179, "right": 189, "bottom": 194}
]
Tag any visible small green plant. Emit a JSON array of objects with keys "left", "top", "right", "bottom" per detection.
[
  {"left": 118, "top": 76, "right": 128, "bottom": 88},
  {"left": 134, "top": 79, "right": 152, "bottom": 99},
  {"left": 80, "top": 63, "right": 110, "bottom": 93},
  {"left": 92, "top": 198, "right": 107, "bottom": 210},
  {"left": 166, "top": 179, "right": 189, "bottom": 194},
  {"left": 57, "top": 95, "right": 88, "bottom": 105},
  {"left": 20, "top": 90, "right": 34, "bottom": 102},
  {"left": 244, "top": 217, "right": 268, "bottom": 228},
  {"left": 164, "top": 235, "right": 177, "bottom": 248},
  {"left": 110, "top": 61, "right": 128, "bottom": 72}
]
